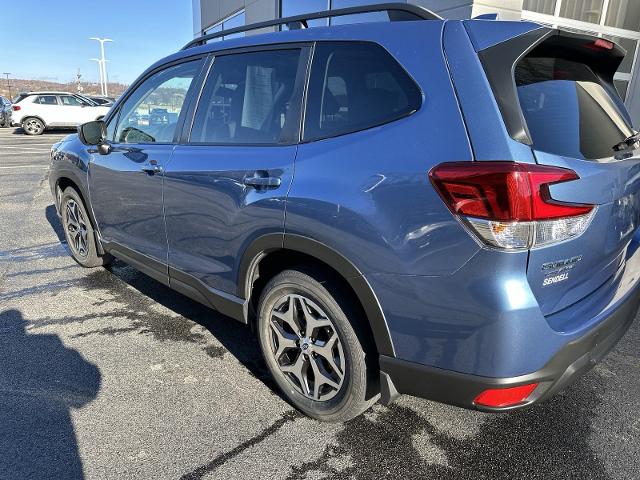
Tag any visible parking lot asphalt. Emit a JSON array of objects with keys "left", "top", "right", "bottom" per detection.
[{"left": 0, "top": 126, "right": 639, "bottom": 480}]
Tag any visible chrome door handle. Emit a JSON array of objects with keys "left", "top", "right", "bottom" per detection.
[
  {"left": 244, "top": 174, "right": 281, "bottom": 188},
  {"left": 141, "top": 160, "right": 163, "bottom": 175}
]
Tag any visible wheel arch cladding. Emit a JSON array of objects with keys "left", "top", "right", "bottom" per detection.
[{"left": 238, "top": 233, "right": 395, "bottom": 357}]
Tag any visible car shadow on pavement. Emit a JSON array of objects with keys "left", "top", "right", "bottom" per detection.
[
  {"left": 45, "top": 204, "right": 281, "bottom": 398},
  {"left": 0, "top": 308, "right": 101, "bottom": 480},
  {"left": 46, "top": 204, "right": 66, "bottom": 244},
  {"left": 11, "top": 127, "right": 72, "bottom": 136}
]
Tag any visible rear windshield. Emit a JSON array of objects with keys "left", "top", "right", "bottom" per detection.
[{"left": 515, "top": 57, "right": 634, "bottom": 160}]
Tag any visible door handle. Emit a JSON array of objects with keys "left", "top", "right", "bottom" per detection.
[
  {"left": 141, "top": 160, "right": 163, "bottom": 175},
  {"left": 244, "top": 173, "right": 281, "bottom": 189}
]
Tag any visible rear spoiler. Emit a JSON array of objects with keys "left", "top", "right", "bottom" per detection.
[{"left": 477, "top": 28, "right": 627, "bottom": 145}]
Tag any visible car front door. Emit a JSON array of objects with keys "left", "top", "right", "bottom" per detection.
[
  {"left": 88, "top": 58, "right": 205, "bottom": 283},
  {"left": 163, "top": 46, "right": 309, "bottom": 298}
]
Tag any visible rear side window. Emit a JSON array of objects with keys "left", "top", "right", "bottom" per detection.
[
  {"left": 516, "top": 57, "right": 634, "bottom": 160},
  {"left": 303, "top": 42, "right": 422, "bottom": 142},
  {"left": 36, "top": 95, "right": 58, "bottom": 105},
  {"left": 190, "top": 49, "right": 302, "bottom": 145}
]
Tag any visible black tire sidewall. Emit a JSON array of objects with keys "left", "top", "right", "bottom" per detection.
[{"left": 257, "top": 270, "right": 370, "bottom": 421}]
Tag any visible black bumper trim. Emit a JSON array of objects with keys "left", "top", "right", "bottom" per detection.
[{"left": 379, "top": 284, "right": 640, "bottom": 411}]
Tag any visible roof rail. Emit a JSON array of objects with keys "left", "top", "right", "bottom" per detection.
[{"left": 182, "top": 3, "right": 442, "bottom": 50}]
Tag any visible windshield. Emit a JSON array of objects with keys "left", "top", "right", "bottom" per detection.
[{"left": 516, "top": 57, "right": 634, "bottom": 160}]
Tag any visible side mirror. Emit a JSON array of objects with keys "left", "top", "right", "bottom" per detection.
[{"left": 78, "top": 120, "right": 106, "bottom": 146}]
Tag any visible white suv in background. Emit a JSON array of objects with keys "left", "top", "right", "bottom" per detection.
[{"left": 11, "top": 92, "right": 111, "bottom": 135}]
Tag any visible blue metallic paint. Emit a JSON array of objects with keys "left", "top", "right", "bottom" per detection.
[
  {"left": 88, "top": 144, "right": 172, "bottom": 265},
  {"left": 442, "top": 21, "right": 537, "bottom": 163},
  {"left": 163, "top": 145, "right": 296, "bottom": 295}
]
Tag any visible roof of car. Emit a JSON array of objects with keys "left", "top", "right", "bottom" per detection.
[{"left": 25, "top": 91, "right": 77, "bottom": 95}]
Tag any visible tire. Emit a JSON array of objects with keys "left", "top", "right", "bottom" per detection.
[
  {"left": 257, "top": 269, "right": 377, "bottom": 422},
  {"left": 22, "top": 117, "right": 45, "bottom": 135},
  {"left": 60, "top": 187, "right": 113, "bottom": 268}
]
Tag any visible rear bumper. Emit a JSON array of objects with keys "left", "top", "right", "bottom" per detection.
[{"left": 379, "top": 282, "right": 640, "bottom": 411}]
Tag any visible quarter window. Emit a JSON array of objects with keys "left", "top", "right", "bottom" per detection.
[
  {"left": 303, "top": 42, "right": 422, "bottom": 142},
  {"left": 190, "top": 49, "right": 302, "bottom": 145},
  {"left": 60, "top": 95, "right": 86, "bottom": 106},
  {"left": 113, "top": 60, "right": 202, "bottom": 144}
]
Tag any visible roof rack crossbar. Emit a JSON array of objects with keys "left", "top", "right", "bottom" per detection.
[{"left": 182, "top": 3, "right": 441, "bottom": 50}]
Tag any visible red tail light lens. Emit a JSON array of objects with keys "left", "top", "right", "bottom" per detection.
[
  {"left": 429, "top": 162, "right": 596, "bottom": 250},
  {"left": 429, "top": 162, "right": 593, "bottom": 221},
  {"left": 12, "top": 105, "right": 20, "bottom": 111},
  {"left": 474, "top": 383, "right": 539, "bottom": 408},
  {"left": 584, "top": 39, "right": 614, "bottom": 51}
]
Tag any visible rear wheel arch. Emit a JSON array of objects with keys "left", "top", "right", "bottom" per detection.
[
  {"left": 239, "top": 234, "right": 395, "bottom": 357},
  {"left": 22, "top": 115, "right": 46, "bottom": 126}
]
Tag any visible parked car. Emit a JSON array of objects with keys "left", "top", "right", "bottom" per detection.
[
  {"left": 11, "top": 91, "right": 111, "bottom": 135},
  {"left": 49, "top": 4, "right": 640, "bottom": 422},
  {"left": 0, "top": 96, "right": 11, "bottom": 127}
]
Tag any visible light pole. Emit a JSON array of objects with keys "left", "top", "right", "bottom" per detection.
[
  {"left": 90, "top": 37, "right": 112, "bottom": 96},
  {"left": 2, "top": 73, "right": 11, "bottom": 100},
  {"left": 90, "top": 58, "right": 104, "bottom": 95}
]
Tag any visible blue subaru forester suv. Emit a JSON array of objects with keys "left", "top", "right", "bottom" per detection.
[{"left": 49, "top": 4, "right": 640, "bottom": 421}]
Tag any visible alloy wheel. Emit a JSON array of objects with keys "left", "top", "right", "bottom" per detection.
[
  {"left": 269, "top": 294, "right": 346, "bottom": 402},
  {"left": 24, "top": 119, "right": 42, "bottom": 135},
  {"left": 65, "top": 199, "right": 89, "bottom": 258}
]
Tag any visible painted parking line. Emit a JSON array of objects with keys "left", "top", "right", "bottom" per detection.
[
  {"left": 0, "top": 165, "right": 48, "bottom": 169},
  {"left": 0, "top": 146, "right": 51, "bottom": 153},
  {"left": 0, "top": 143, "right": 58, "bottom": 146}
]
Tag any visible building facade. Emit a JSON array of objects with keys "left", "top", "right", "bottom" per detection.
[{"left": 192, "top": 0, "right": 640, "bottom": 125}]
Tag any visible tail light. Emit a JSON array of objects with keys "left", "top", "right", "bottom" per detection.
[
  {"left": 584, "top": 39, "right": 615, "bottom": 51},
  {"left": 429, "top": 162, "right": 596, "bottom": 250},
  {"left": 12, "top": 105, "right": 20, "bottom": 111}
]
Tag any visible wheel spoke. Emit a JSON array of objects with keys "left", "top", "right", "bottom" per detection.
[
  {"left": 269, "top": 320, "right": 298, "bottom": 359},
  {"left": 66, "top": 202, "right": 80, "bottom": 226},
  {"left": 309, "top": 355, "right": 340, "bottom": 400},
  {"left": 300, "top": 298, "right": 332, "bottom": 336},
  {"left": 281, "top": 354, "right": 310, "bottom": 396},
  {"left": 313, "top": 334, "right": 344, "bottom": 380},
  {"left": 272, "top": 295, "right": 304, "bottom": 336}
]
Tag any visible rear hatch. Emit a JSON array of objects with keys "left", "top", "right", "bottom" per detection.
[{"left": 479, "top": 28, "right": 640, "bottom": 321}]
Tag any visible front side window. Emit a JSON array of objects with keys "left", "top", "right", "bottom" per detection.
[
  {"left": 190, "top": 49, "right": 302, "bottom": 145},
  {"left": 113, "top": 60, "right": 202, "bottom": 144},
  {"left": 36, "top": 95, "right": 58, "bottom": 105},
  {"left": 516, "top": 57, "right": 634, "bottom": 159},
  {"left": 303, "top": 42, "right": 422, "bottom": 142}
]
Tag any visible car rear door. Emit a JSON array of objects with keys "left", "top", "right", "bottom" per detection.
[
  {"left": 478, "top": 29, "right": 640, "bottom": 325},
  {"left": 163, "top": 45, "right": 310, "bottom": 297},
  {"left": 32, "top": 95, "right": 61, "bottom": 125},
  {"left": 88, "top": 58, "right": 206, "bottom": 284}
]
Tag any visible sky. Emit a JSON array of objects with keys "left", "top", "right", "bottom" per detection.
[{"left": 0, "top": 0, "right": 193, "bottom": 85}]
